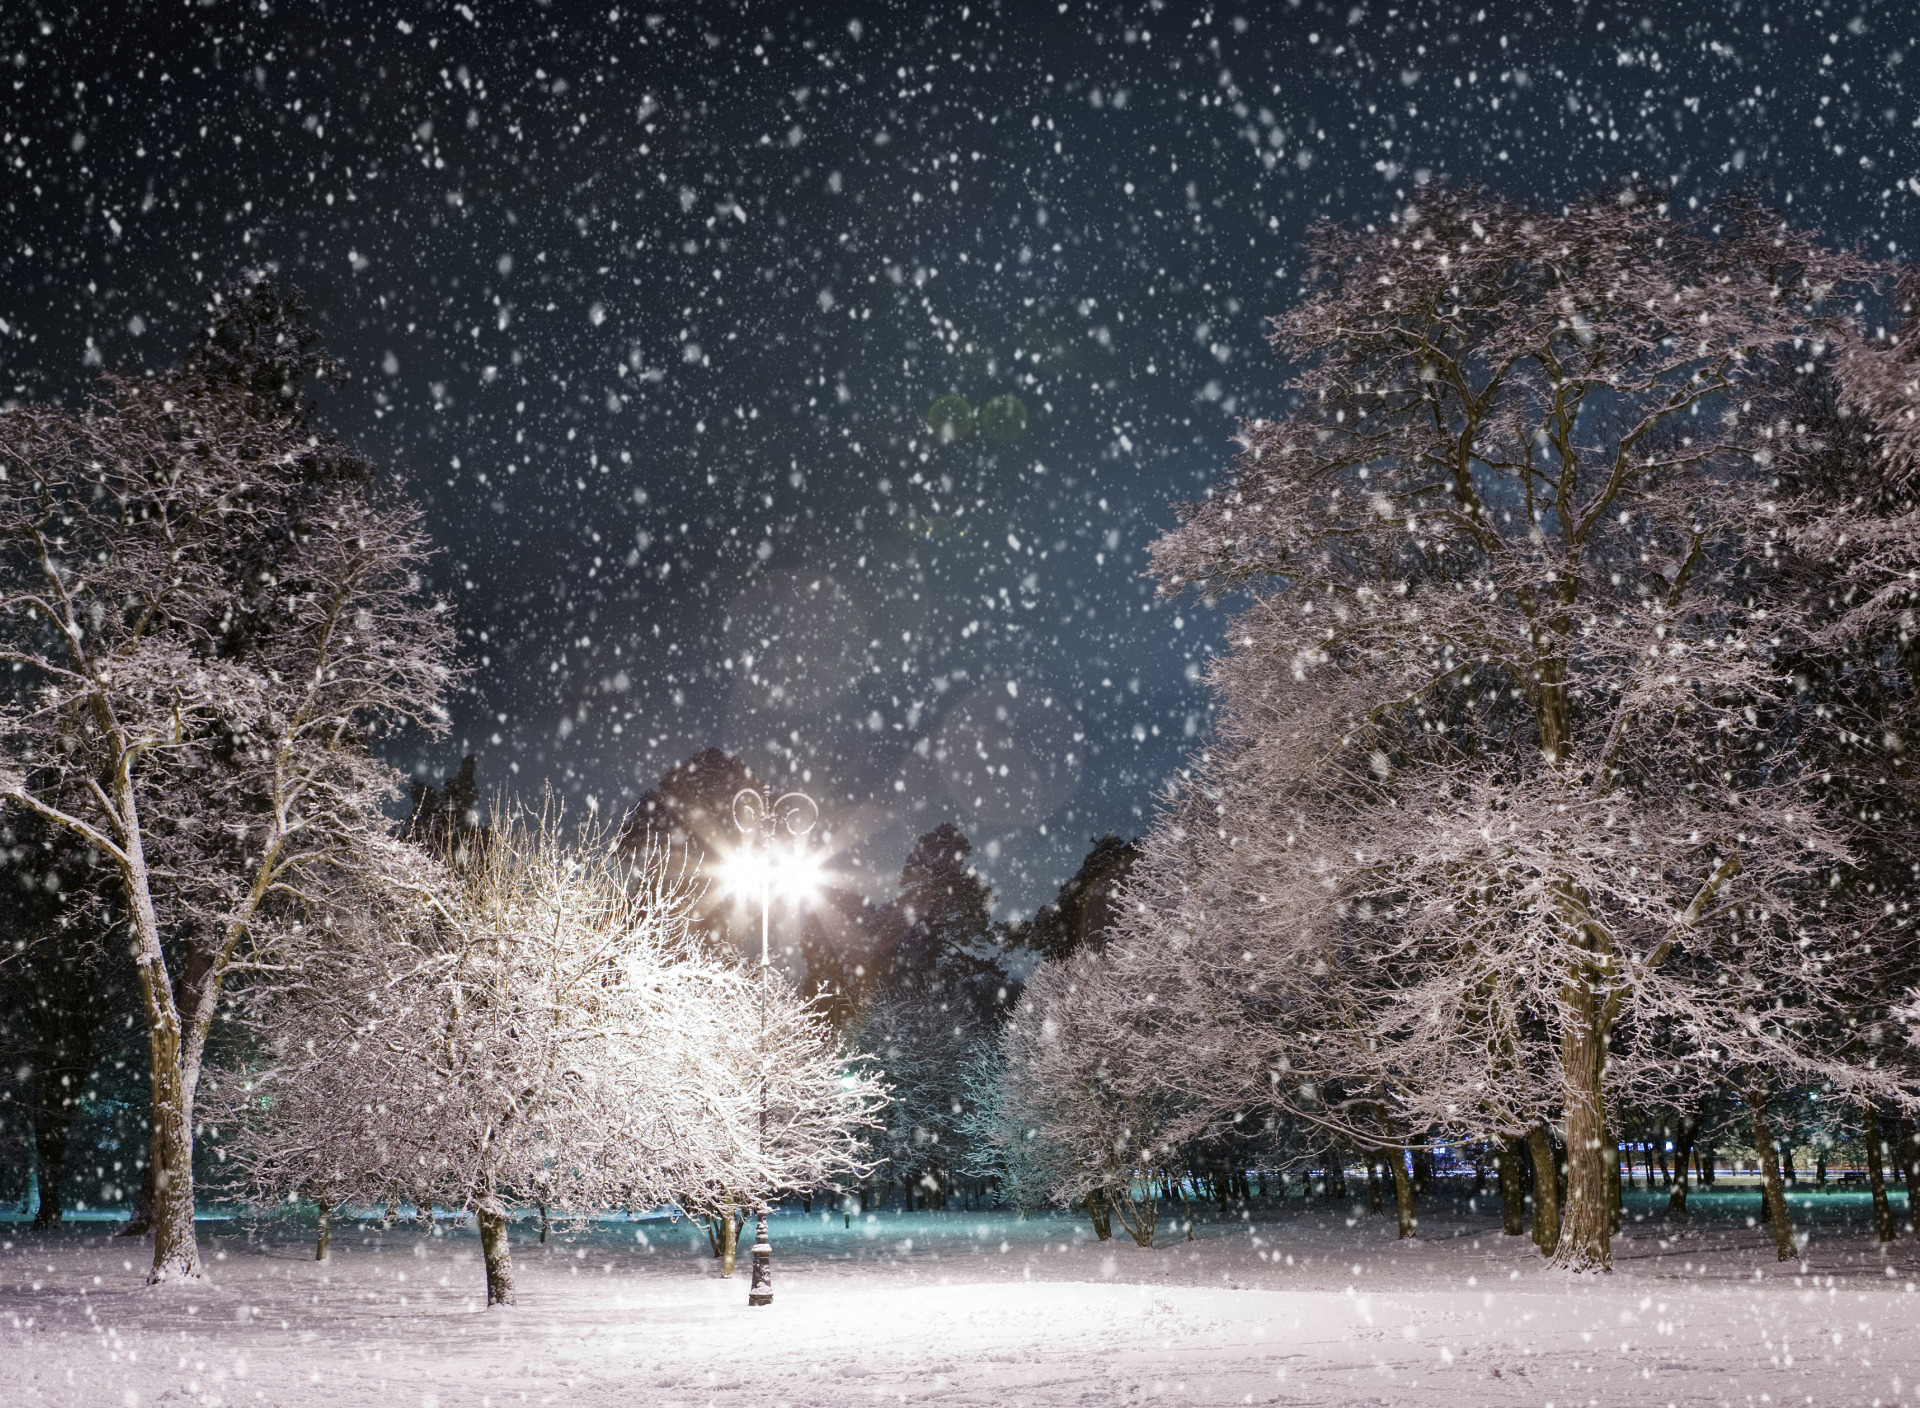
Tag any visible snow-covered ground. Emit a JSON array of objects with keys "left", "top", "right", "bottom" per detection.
[{"left": 3, "top": 1187, "right": 1917, "bottom": 1407}]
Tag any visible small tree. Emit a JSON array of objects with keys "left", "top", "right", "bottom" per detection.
[
  {"left": 212, "top": 806, "right": 883, "bottom": 1307},
  {"left": 999, "top": 951, "right": 1183, "bottom": 1247}
]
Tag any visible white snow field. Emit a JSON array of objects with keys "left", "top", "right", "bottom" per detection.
[{"left": 3, "top": 1187, "right": 1917, "bottom": 1408}]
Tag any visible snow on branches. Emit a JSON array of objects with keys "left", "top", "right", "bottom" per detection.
[
  {"left": 208, "top": 805, "right": 885, "bottom": 1307},
  {"left": 1102, "top": 185, "right": 1914, "bottom": 1272},
  {"left": 0, "top": 277, "right": 459, "bottom": 1283}
]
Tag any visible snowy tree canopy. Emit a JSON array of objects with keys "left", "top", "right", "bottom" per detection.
[{"left": 998, "top": 189, "right": 1920, "bottom": 1272}]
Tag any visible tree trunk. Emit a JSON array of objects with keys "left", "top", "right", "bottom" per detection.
[
  {"left": 1112, "top": 1176, "right": 1157, "bottom": 1248},
  {"left": 720, "top": 1208, "right": 739, "bottom": 1276},
  {"left": 1365, "top": 1155, "right": 1382, "bottom": 1214},
  {"left": 538, "top": 1201, "right": 550, "bottom": 1244},
  {"left": 1498, "top": 1137, "right": 1527, "bottom": 1235},
  {"left": 1864, "top": 1103, "right": 1896, "bottom": 1244},
  {"left": 1898, "top": 1118, "right": 1920, "bottom": 1237},
  {"left": 477, "top": 1202, "right": 515, "bottom": 1307},
  {"left": 1525, "top": 1124, "right": 1561, "bottom": 1258},
  {"left": 114, "top": 778, "right": 203, "bottom": 1284},
  {"left": 1085, "top": 1187, "right": 1114, "bottom": 1241},
  {"left": 1326, "top": 1151, "right": 1348, "bottom": 1199},
  {"left": 1668, "top": 1117, "right": 1695, "bottom": 1215},
  {"left": 146, "top": 1058, "right": 199, "bottom": 1282},
  {"left": 1750, "top": 1096, "right": 1796, "bottom": 1262},
  {"left": 1551, "top": 1009, "right": 1611, "bottom": 1271},
  {"left": 28, "top": 1095, "right": 75, "bottom": 1230},
  {"left": 1389, "top": 1148, "right": 1417, "bottom": 1238},
  {"left": 314, "top": 1201, "right": 333, "bottom": 1262},
  {"left": 1409, "top": 1144, "right": 1435, "bottom": 1195}
]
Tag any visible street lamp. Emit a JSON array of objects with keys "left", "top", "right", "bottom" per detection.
[{"left": 729, "top": 783, "right": 819, "bottom": 1307}]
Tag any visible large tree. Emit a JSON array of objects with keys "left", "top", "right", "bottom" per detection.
[
  {"left": 1141, "top": 185, "right": 1889, "bottom": 1269},
  {"left": 0, "top": 276, "right": 457, "bottom": 1281}
]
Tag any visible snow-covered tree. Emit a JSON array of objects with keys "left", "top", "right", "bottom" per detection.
[
  {"left": 0, "top": 276, "right": 457, "bottom": 1282},
  {"left": 854, "top": 989, "right": 987, "bottom": 1210},
  {"left": 210, "top": 805, "right": 884, "bottom": 1306},
  {"left": 998, "top": 950, "right": 1187, "bottom": 1246},
  {"left": 1136, "top": 185, "right": 1902, "bottom": 1269},
  {"left": 953, "top": 1040, "right": 1054, "bottom": 1218}
]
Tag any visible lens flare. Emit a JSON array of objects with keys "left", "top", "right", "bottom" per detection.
[{"left": 718, "top": 841, "right": 823, "bottom": 904}]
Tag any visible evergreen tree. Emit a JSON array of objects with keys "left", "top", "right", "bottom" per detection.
[
  {"left": 1017, "top": 833, "right": 1140, "bottom": 962},
  {"left": 619, "top": 747, "right": 760, "bottom": 955},
  {"left": 876, "top": 822, "right": 1002, "bottom": 1006}
]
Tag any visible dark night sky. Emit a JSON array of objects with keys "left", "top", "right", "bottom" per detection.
[{"left": 2, "top": 0, "right": 1913, "bottom": 913}]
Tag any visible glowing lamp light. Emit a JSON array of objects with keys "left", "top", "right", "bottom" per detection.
[{"left": 719, "top": 841, "right": 823, "bottom": 904}]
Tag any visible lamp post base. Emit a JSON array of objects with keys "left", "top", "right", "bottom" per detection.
[{"left": 747, "top": 1212, "right": 773, "bottom": 1306}]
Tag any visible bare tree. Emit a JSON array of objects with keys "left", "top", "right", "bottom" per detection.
[
  {"left": 1140, "top": 185, "right": 1889, "bottom": 1270},
  {"left": 0, "top": 277, "right": 457, "bottom": 1282}
]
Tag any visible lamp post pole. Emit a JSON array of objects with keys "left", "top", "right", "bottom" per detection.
[{"left": 733, "top": 782, "right": 816, "bottom": 1309}]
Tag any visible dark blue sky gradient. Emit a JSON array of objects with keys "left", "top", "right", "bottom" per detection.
[{"left": 3, "top": 0, "right": 1914, "bottom": 911}]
